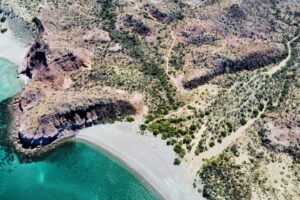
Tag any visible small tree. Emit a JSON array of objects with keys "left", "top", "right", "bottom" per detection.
[
  {"left": 252, "top": 109, "right": 259, "bottom": 118},
  {"left": 174, "top": 158, "right": 181, "bottom": 165},
  {"left": 240, "top": 118, "right": 247, "bottom": 126}
]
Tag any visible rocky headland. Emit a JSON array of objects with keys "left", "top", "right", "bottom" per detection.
[
  {"left": 1, "top": 0, "right": 300, "bottom": 199},
  {"left": 7, "top": 16, "right": 140, "bottom": 155}
]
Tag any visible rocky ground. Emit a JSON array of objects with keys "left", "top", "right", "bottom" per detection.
[{"left": 0, "top": 0, "right": 299, "bottom": 199}]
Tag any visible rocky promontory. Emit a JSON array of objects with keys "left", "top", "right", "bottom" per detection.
[
  {"left": 14, "top": 98, "right": 135, "bottom": 149},
  {"left": 10, "top": 17, "right": 140, "bottom": 154},
  {"left": 1, "top": 0, "right": 299, "bottom": 199}
]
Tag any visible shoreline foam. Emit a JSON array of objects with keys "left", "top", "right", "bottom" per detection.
[{"left": 77, "top": 121, "right": 203, "bottom": 200}]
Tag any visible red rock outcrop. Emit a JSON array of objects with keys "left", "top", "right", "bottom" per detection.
[
  {"left": 16, "top": 99, "right": 135, "bottom": 148},
  {"left": 12, "top": 18, "right": 136, "bottom": 153},
  {"left": 19, "top": 18, "right": 92, "bottom": 89}
]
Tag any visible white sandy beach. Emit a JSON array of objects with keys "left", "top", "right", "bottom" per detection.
[
  {"left": 0, "top": 14, "right": 202, "bottom": 200},
  {"left": 77, "top": 121, "right": 203, "bottom": 200},
  {"left": 0, "top": 27, "right": 29, "bottom": 65}
]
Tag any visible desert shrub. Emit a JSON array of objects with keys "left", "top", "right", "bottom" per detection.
[
  {"left": 252, "top": 109, "right": 259, "bottom": 118},
  {"left": 173, "top": 144, "right": 185, "bottom": 158},
  {"left": 126, "top": 116, "right": 134, "bottom": 122},
  {"left": 240, "top": 118, "right": 247, "bottom": 126},
  {"left": 174, "top": 158, "right": 181, "bottom": 165},
  {"left": 200, "top": 152, "right": 251, "bottom": 200}
]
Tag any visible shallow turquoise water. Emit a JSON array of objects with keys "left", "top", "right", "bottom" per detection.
[
  {"left": 0, "top": 59, "right": 22, "bottom": 102},
  {"left": 0, "top": 58, "right": 160, "bottom": 200}
]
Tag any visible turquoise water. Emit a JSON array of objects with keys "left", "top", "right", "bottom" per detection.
[
  {"left": 0, "top": 59, "right": 22, "bottom": 102},
  {"left": 0, "top": 58, "right": 160, "bottom": 200}
]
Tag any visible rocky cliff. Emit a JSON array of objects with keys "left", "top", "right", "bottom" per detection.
[
  {"left": 15, "top": 99, "right": 135, "bottom": 148},
  {"left": 10, "top": 17, "right": 138, "bottom": 153},
  {"left": 183, "top": 47, "right": 286, "bottom": 89}
]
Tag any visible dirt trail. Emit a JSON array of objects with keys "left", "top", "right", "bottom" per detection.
[
  {"left": 185, "top": 34, "right": 300, "bottom": 182},
  {"left": 267, "top": 35, "right": 300, "bottom": 75},
  {"left": 186, "top": 110, "right": 263, "bottom": 180},
  {"left": 165, "top": 29, "right": 177, "bottom": 74}
]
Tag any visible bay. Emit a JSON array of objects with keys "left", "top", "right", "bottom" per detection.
[{"left": 0, "top": 58, "right": 160, "bottom": 200}]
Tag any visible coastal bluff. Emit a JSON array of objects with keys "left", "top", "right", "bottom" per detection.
[{"left": 10, "top": 17, "right": 139, "bottom": 154}]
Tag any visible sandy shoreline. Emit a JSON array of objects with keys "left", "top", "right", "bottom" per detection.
[
  {"left": 0, "top": 12, "right": 202, "bottom": 200},
  {"left": 77, "top": 121, "right": 203, "bottom": 200},
  {"left": 0, "top": 28, "right": 29, "bottom": 65}
]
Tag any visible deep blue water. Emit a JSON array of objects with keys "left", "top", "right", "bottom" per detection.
[{"left": 0, "top": 58, "right": 160, "bottom": 200}]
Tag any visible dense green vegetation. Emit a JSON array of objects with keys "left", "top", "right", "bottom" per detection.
[
  {"left": 200, "top": 151, "right": 251, "bottom": 200},
  {"left": 145, "top": 116, "right": 198, "bottom": 160}
]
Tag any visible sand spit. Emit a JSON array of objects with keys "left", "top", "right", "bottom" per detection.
[{"left": 77, "top": 121, "right": 203, "bottom": 200}]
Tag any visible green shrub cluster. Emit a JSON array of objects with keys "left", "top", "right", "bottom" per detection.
[{"left": 200, "top": 152, "right": 251, "bottom": 200}]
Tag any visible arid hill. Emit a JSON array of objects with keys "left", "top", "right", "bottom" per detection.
[{"left": 1, "top": 0, "right": 300, "bottom": 199}]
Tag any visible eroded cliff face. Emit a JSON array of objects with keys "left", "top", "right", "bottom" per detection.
[
  {"left": 171, "top": 2, "right": 289, "bottom": 90},
  {"left": 183, "top": 46, "right": 286, "bottom": 89},
  {"left": 1, "top": 1, "right": 300, "bottom": 197},
  {"left": 3, "top": 0, "right": 299, "bottom": 162},
  {"left": 15, "top": 99, "right": 135, "bottom": 148},
  {"left": 18, "top": 18, "right": 91, "bottom": 89},
  {"left": 11, "top": 18, "right": 138, "bottom": 153}
]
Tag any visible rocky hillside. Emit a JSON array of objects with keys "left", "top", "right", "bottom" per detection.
[{"left": 0, "top": 0, "right": 299, "bottom": 199}]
